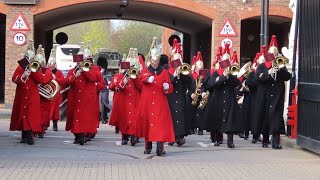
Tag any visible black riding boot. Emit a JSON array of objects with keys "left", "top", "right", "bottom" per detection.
[
  {"left": 156, "top": 142, "right": 166, "bottom": 156},
  {"left": 20, "top": 131, "right": 27, "bottom": 143},
  {"left": 26, "top": 130, "right": 34, "bottom": 145},
  {"left": 144, "top": 141, "right": 152, "bottom": 154},
  {"left": 79, "top": 133, "right": 85, "bottom": 145},
  {"left": 53, "top": 120, "right": 58, "bottom": 131},
  {"left": 227, "top": 133, "right": 234, "bottom": 148},
  {"left": 262, "top": 134, "right": 269, "bottom": 148},
  {"left": 74, "top": 133, "right": 80, "bottom": 144},
  {"left": 272, "top": 133, "right": 282, "bottom": 149}
]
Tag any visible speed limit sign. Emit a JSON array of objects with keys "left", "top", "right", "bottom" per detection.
[
  {"left": 13, "top": 32, "right": 27, "bottom": 46},
  {"left": 220, "top": 38, "right": 233, "bottom": 49}
]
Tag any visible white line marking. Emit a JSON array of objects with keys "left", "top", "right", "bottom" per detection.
[{"left": 197, "top": 142, "right": 208, "bottom": 147}]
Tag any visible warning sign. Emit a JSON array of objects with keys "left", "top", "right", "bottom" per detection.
[
  {"left": 10, "top": 13, "right": 31, "bottom": 31},
  {"left": 218, "top": 19, "right": 238, "bottom": 37}
]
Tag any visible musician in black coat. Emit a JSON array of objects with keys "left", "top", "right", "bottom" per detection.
[
  {"left": 187, "top": 53, "right": 208, "bottom": 135},
  {"left": 167, "top": 65, "right": 192, "bottom": 146},
  {"left": 238, "top": 70, "right": 257, "bottom": 140},
  {"left": 252, "top": 60, "right": 291, "bottom": 149}
]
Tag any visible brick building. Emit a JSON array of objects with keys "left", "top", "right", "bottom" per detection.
[{"left": 0, "top": 0, "right": 292, "bottom": 108}]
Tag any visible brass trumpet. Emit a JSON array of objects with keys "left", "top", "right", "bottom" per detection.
[
  {"left": 39, "top": 80, "right": 60, "bottom": 100},
  {"left": 129, "top": 67, "right": 139, "bottom": 79},
  {"left": 273, "top": 56, "right": 288, "bottom": 69},
  {"left": 179, "top": 63, "right": 191, "bottom": 75},
  {"left": 28, "top": 60, "right": 41, "bottom": 72},
  {"left": 80, "top": 60, "right": 93, "bottom": 72},
  {"left": 227, "top": 64, "right": 240, "bottom": 76}
]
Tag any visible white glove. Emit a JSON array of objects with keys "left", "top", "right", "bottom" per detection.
[
  {"left": 201, "top": 92, "right": 207, "bottom": 98},
  {"left": 223, "top": 68, "right": 229, "bottom": 77},
  {"left": 268, "top": 68, "right": 274, "bottom": 75},
  {"left": 191, "top": 93, "right": 196, "bottom": 99},
  {"left": 52, "top": 74, "right": 56, "bottom": 80},
  {"left": 22, "top": 70, "right": 31, "bottom": 78},
  {"left": 163, "top": 82, "right": 169, "bottom": 91},
  {"left": 147, "top": 76, "right": 154, "bottom": 83}
]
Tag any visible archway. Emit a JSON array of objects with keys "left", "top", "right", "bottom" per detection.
[{"left": 33, "top": 0, "right": 214, "bottom": 65}]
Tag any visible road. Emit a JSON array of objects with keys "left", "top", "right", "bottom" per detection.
[{"left": 0, "top": 120, "right": 319, "bottom": 180}]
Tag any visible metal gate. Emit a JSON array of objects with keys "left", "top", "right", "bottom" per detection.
[{"left": 297, "top": 0, "right": 320, "bottom": 154}]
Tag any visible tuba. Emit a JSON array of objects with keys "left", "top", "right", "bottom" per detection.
[
  {"left": 237, "top": 62, "right": 252, "bottom": 79},
  {"left": 191, "top": 77, "right": 202, "bottom": 106},
  {"left": 39, "top": 80, "right": 60, "bottom": 100}
]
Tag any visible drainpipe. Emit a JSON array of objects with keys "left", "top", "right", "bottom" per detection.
[
  {"left": 260, "top": 0, "right": 265, "bottom": 48},
  {"left": 264, "top": 0, "right": 269, "bottom": 47}
]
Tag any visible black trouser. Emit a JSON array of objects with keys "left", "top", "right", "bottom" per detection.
[
  {"left": 262, "top": 133, "right": 269, "bottom": 144},
  {"left": 244, "top": 131, "right": 249, "bottom": 137},
  {"left": 227, "top": 133, "right": 234, "bottom": 146},
  {"left": 211, "top": 131, "right": 223, "bottom": 142}
]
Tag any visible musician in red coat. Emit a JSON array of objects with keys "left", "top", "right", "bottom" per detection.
[
  {"left": 65, "top": 63, "right": 98, "bottom": 145},
  {"left": 47, "top": 50, "right": 65, "bottom": 132},
  {"left": 87, "top": 63, "right": 106, "bottom": 141},
  {"left": 109, "top": 72, "right": 121, "bottom": 129},
  {"left": 136, "top": 47, "right": 175, "bottom": 156},
  {"left": 10, "top": 57, "right": 52, "bottom": 145}
]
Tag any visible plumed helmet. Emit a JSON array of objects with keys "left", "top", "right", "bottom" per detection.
[
  {"left": 150, "top": 47, "right": 160, "bottom": 60},
  {"left": 195, "top": 52, "right": 204, "bottom": 70},
  {"left": 47, "top": 47, "right": 57, "bottom": 69},
  {"left": 231, "top": 51, "right": 239, "bottom": 65},
  {"left": 268, "top": 35, "right": 279, "bottom": 56},
  {"left": 222, "top": 43, "right": 231, "bottom": 61},
  {"left": 258, "top": 45, "right": 267, "bottom": 64},
  {"left": 25, "top": 39, "right": 35, "bottom": 61},
  {"left": 35, "top": 44, "right": 45, "bottom": 66}
]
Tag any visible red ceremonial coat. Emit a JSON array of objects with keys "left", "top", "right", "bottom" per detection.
[
  {"left": 93, "top": 65, "right": 106, "bottom": 132},
  {"left": 40, "top": 68, "right": 55, "bottom": 128},
  {"left": 109, "top": 73, "right": 122, "bottom": 126},
  {"left": 49, "top": 69, "right": 65, "bottom": 121},
  {"left": 10, "top": 66, "right": 52, "bottom": 132},
  {"left": 136, "top": 66, "right": 175, "bottom": 142},
  {"left": 65, "top": 68, "right": 98, "bottom": 134},
  {"left": 117, "top": 74, "right": 142, "bottom": 135}
]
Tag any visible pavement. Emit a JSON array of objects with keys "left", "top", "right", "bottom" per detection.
[{"left": 0, "top": 119, "right": 319, "bottom": 180}]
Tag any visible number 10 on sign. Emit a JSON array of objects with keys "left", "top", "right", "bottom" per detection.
[{"left": 13, "top": 32, "right": 27, "bottom": 46}]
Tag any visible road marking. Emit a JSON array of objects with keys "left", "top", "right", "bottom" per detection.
[{"left": 197, "top": 142, "right": 208, "bottom": 147}]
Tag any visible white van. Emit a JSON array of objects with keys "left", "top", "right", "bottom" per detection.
[{"left": 55, "top": 44, "right": 80, "bottom": 77}]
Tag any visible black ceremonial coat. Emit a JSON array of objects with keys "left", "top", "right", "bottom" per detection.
[
  {"left": 167, "top": 70, "right": 192, "bottom": 137},
  {"left": 240, "top": 71, "right": 258, "bottom": 132},
  {"left": 252, "top": 63, "right": 291, "bottom": 135},
  {"left": 205, "top": 70, "right": 242, "bottom": 133}
]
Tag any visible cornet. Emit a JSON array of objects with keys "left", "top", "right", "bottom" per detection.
[
  {"left": 271, "top": 56, "right": 288, "bottom": 80},
  {"left": 225, "top": 64, "right": 240, "bottom": 76}
]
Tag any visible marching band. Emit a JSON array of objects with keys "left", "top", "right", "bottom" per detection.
[{"left": 9, "top": 34, "right": 291, "bottom": 155}]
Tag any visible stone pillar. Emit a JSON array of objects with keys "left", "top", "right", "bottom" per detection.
[{"left": 5, "top": 5, "right": 34, "bottom": 108}]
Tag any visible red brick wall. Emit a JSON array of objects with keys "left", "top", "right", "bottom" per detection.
[{"left": 5, "top": 5, "right": 33, "bottom": 107}]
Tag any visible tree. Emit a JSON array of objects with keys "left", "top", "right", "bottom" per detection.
[{"left": 110, "top": 21, "right": 162, "bottom": 56}]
